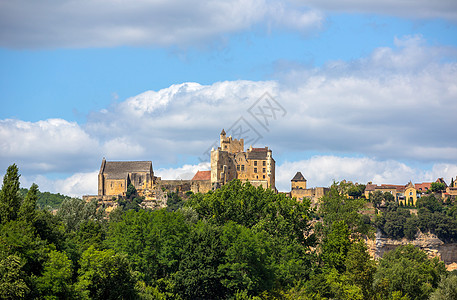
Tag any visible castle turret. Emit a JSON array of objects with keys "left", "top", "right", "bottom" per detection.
[{"left": 291, "top": 172, "right": 307, "bottom": 190}]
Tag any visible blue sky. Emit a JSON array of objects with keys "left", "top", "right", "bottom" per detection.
[{"left": 1, "top": 0, "right": 457, "bottom": 195}]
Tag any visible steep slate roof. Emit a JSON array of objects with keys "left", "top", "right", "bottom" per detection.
[
  {"left": 247, "top": 147, "right": 269, "bottom": 160},
  {"left": 192, "top": 170, "right": 211, "bottom": 181},
  {"left": 102, "top": 161, "right": 152, "bottom": 179},
  {"left": 291, "top": 172, "right": 306, "bottom": 182}
]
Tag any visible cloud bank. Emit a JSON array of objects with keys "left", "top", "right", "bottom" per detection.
[
  {"left": 1, "top": 36, "right": 456, "bottom": 196},
  {"left": 0, "top": 0, "right": 322, "bottom": 49},
  {"left": 1, "top": 0, "right": 456, "bottom": 49}
]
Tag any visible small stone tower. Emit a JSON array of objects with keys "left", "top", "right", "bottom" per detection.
[{"left": 291, "top": 172, "right": 307, "bottom": 190}]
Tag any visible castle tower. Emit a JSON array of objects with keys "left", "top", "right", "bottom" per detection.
[{"left": 291, "top": 172, "right": 307, "bottom": 190}]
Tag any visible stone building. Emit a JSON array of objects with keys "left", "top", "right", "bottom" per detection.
[
  {"left": 289, "top": 171, "right": 329, "bottom": 204},
  {"left": 211, "top": 129, "right": 275, "bottom": 190},
  {"left": 98, "top": 159, "right": 156, "bottom": 200}
]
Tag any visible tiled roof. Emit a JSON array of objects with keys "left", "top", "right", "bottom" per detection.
[
  {"left": 102, "top": 161, "right": 152, "bottom": 179},
  {"left": 291, "top": 172, "right": 306, "bottom": 182},
  {"left": 192, "top": 170, "right": 211, "bottom": 181}
]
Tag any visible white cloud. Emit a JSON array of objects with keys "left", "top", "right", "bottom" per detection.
[
  {"left": 20, "top": 171, "right": 99, "bottom": 198},
  {"left": 292, "top": 0, "right": 457, "bottom": 20},
  {"left": 0, "top": 0, "right": 322, "bottom": 49},
  {"left": 0, "top": 119, "right": 101, "bottom": 173},
  {"left": 156, "top": 162, "right": 211, "bottom": 180},
  {"left": 1, "top": 36, "right": 456, "bottom": 196}
]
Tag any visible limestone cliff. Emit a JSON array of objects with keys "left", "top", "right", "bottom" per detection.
[{"left": 367, "top": 230, "right": 457, "bottom": 271}]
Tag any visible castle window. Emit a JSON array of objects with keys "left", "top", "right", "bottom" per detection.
[
  {"left": 263, "top": 161, "right": 266, "bottom": 166},
  {"left": 263, "top": 168, "right": 266, "bottom": 173},
  {"left": 254, "top": 168, "right": 257, "bottom": 173},
  {"left": 263, "top": 175, "right": 265, "bottom": 179},
  {"left": 254, "top": 161, "right": 257, "bottom": 166},
  {"left": 237, "top": 165, "right": 240, "bottom": 171},
  {"left": 241, "top": 165, "right": 245, "bottom": 171}
]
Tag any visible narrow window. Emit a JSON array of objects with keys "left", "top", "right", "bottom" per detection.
[
  {"left": 254, "top": 168, "right": 257, "bottom": 173},
  {"left": 254, "top": 161, "right": 257, "bottom": 166},
  {"left": 263, "top": 161, "right": 266, "bottom": 166}
]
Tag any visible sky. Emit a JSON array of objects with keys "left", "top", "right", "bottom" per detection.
[{"left": 1, "top": 0, "right": 457, "bottom": 196}]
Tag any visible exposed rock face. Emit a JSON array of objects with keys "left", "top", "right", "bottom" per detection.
[{"left": 368, "top": 230, "right": 457, "bottom": 271}]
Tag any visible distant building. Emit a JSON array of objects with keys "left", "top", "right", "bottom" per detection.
[{"left": 289, "top": 171, "right": 329, "bottom": 204}]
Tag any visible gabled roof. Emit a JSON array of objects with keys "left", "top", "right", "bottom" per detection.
[
  {"left": 102, "top": 161, "right": 152, "bottom": 179},
  {"left": 291, "top": 172, "right": 306, "bottom": 182},
  {"left": 192, "top": 170, "right": 211, "bottom": 181}
]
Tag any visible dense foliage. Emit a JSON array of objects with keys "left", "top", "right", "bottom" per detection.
[
  {"left": 377, "top": 194, "right": 457, "bottom": 242},
  {"left": 19, "top": 187, "right": 71, "bottom": 210},
  {"left": 0, "top": 165, "right": 455, "bottom": 299}
]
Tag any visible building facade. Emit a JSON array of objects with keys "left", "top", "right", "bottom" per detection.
[{"left": 211, "top": 129, "right": 275, "bottom": 190}]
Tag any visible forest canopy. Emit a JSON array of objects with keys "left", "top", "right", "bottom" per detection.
[{"left": 0, "top": 164, "right": 455, "bottom": 299}]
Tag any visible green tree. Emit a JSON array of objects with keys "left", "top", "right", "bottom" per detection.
[
  {"left": 374, "top": 244, "right": 446, "bottom": 300},
  {"left": 76, "top": 246, "right": 137, "bottom": 299},
  {"left": 36, "top": 250, "right": 74, "bottom": 299},
  {"left": 0, "top": 164, "right": 21, "bottom": 224},
  {"left": 383, "top": 191, "right": 395, "bottom": 203},
  {"left": 218, "top": 222, "right": 274, "bottom": 295},
  {"left": 370, "top": 191, "right": 384, "bottom": 209},
  {"left": 320, "top": 221, "right": 352, "bottom": 273},
  {"left": 416, "top": 194, "right": 443, "bottom": 213},
  {"left": 18, "top": 183, "right": 38, "bottom": 224},
  {"left": 174, "top": 221, "right": 227, "bottom": 299},
  {"left": 344, "top": 239, "right": 376, "bottom": 298},
  {"left": 188, "top": 180, "right": 313, "bottom": 245},
  {"left": 347, "top": 185, "right": 362, "bottom": 199},
  {"left": 107, "top": 209, "right": 190, "bottom": 284},
  {"left": 167, "top": 191, "right": 184, "bottom": 212},
  {"left": 319, "top": 183, "right": 372, "bottom": 237},
  {"left": 430, "top": 274, "right": 457, "bottom": 300},
  {"left": 57, "top": 198, "right": 103, "bottom": 232},
  {"left": 0, "top": 255, "right": 29, "bottom": 299},
  {"left": 431, "top": 182, "right": 446, "bottom": 193}
]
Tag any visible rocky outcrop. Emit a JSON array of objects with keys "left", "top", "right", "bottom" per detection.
[{"left": 368, "top": 230, "right": 457, "bottom": 271}]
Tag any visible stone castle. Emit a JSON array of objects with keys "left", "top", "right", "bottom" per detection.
[
  {"left": 211, "top": 129, "right": 275, "bottom": 190},
  {"left": 86, "top": 130, "right": 284, "bottom": 209}
]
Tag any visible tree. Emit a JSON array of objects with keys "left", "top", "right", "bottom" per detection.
[
  {"left": 347, "top": 186, "right": 362, "bottom": 199},
  {"left": 0, "top": 164, "right": 21, "bottom": 223},
  {"left": 374, "top": 245, "right": 446, "bottom": 300},
  {"left": 431, "top": 182, "right": 446, "bottom": 193},
  {"left": 107, "top": 209, "right": 191, "bottom": 284},
  {"left": 0, "top": 255, "right": 29, "bottom": 299},
  {"left": 416, "top": 194, "right": 443, "bottom": 213},
  {"left": 430, "top": 274, "right": 457, "bottom": 300},
  {"left": 18, "top": 183, "right": 38, "bottom": 224},
  {"left": 57, "top": 198, "right": 103, "bottom": 232},
  {"left": 383, "top": 191, "right": 395, "bottom": 203},
  {"left": 188, "top": 180, "right": 313, "bottom": 245},
  {"left": 319, "top": 183, "right": 372, "bottom": 237},
  {"left": 369, "top": 191, "right": 384, "bottom": 209},
  {"left": 320, "top": 221, "right": 352, "bottom": 273},
  {"left": 218, "top": 222, "right": 274, "bottom": 295},
  {"left": 174, "top": 221, "right": 227, "bottom": 299},
  {"left": 36, "top": 250, "right": 74, "bottom": 299},
  {"left": 345, "top": 239, "right": 376, "bottom": 298},
  {"left": 75, "top": 246, "right": 137, "bottom": 299}
]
